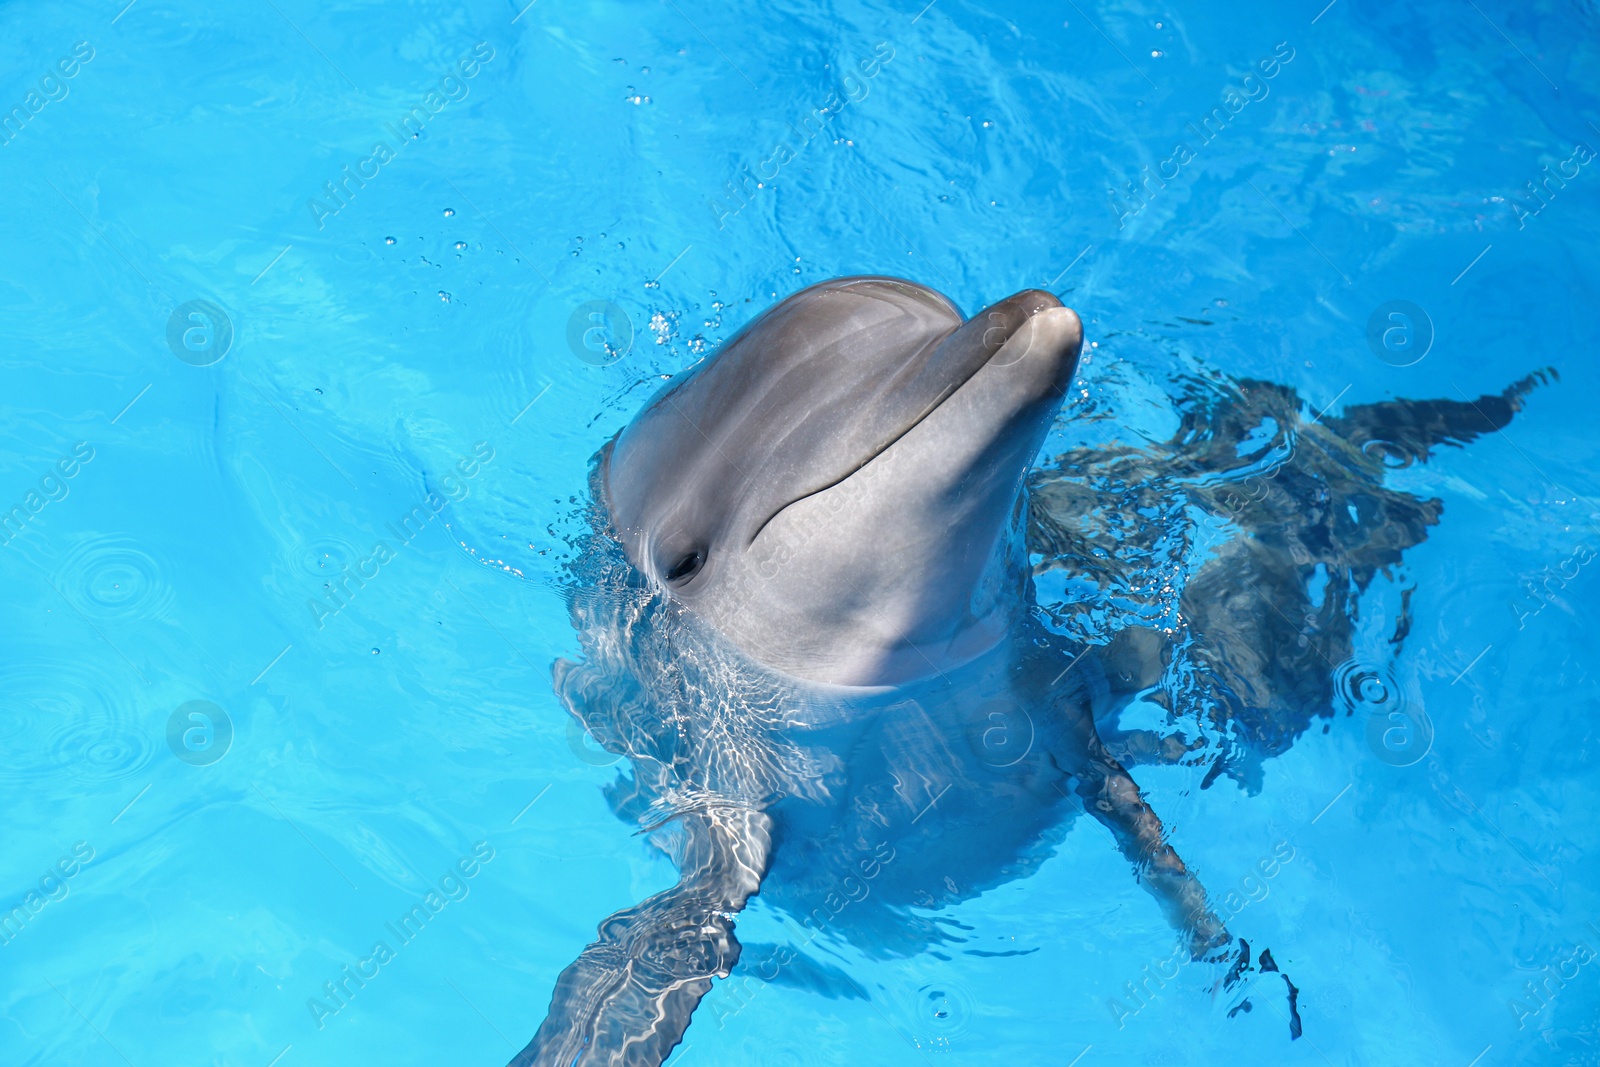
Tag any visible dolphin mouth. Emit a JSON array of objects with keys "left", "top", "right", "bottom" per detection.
[
  {"left": 746, "top": 291, "right": 1067, "bottom": 548},
  {"left": 745, "top": 362, "right": 981, "bottom": 547}
]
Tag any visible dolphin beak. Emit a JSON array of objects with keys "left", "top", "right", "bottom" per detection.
[
  {"left": 746, "top": 287, "right": 1082, "bottom": 683},
  {"left": 907, "top": 288, "right": 1081, "bottom": 413},
  {"left": 868, "top": 287, "right": 1082, "bottom": 458},
  {"left": 978, "top": 289, "right": 1081, "bottom": 378},
  {"left": 940, "top": 289, "right": 1083, "bottom": 425},
  {"left": 746, "top": 289, "right": 1080, "bottom": 550}
]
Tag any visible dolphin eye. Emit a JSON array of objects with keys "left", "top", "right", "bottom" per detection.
[{"left": 664, "top": 550, "right": 705, "bottom": 584}]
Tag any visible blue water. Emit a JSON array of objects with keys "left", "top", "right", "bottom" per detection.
[{"left": 2, "top": 0, "right": 1598, "bottom": 1063}]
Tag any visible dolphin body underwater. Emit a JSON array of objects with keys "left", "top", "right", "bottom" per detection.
[{"left": 509, "top": 277, "right": 1548, "bottom": 1066}]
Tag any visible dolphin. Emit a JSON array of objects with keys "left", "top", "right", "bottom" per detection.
[
  {"left": 511, "top": 277, "right": 1237, "bottom": 1066},
  {"left": 509, "top": 276, "right": 1546, "bottom": 1065}
]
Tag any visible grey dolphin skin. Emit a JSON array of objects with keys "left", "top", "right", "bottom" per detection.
[
  {"left": 511, "top": 277, "right": 1547, "bottom": 1066},
  {"left": 603, "top": 277, "right": 1083, "bottom": 686}
]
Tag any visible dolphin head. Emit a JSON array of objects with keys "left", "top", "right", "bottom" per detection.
[{"left": 602, "top": 276, "right": 1082, "bottom": 686}]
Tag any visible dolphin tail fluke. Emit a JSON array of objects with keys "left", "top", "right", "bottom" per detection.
[
  {"left": 512, "top": 807, "right": 772, "bottom": 1067},
  {"left": 1053, "top": 723, "right": 1229, "bottom": 957}
]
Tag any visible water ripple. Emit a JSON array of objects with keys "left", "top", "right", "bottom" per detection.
[
  {"left": 0, "top": 658, "right": 156, "bottom": 786},
  {"left": 291, "top": 536, "right": 361, "bottom": 579},
  {"left": 1331, "top": 660, "right": 1399, "bottom": 715},
  {"left": 55, "top": 535, "right": 175, "bottom": 622},
  {"left": 899, "top": 977, "right": 979, "bottom": 1049}
]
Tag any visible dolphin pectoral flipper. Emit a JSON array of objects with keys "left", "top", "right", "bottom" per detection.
[{"left": 512, "top": 807, "right": 772, "bottom": 1067}]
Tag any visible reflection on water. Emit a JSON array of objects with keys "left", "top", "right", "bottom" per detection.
[{"left": 1029, "top": 368, "right": 1555, "bottom": 790}]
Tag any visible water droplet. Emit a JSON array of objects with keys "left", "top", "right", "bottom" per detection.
[
  {"left": 314, "top": 387, "right": 323, "bottom": 395},
  {"left": 443, "top": 207, "right": 455, "bottom": 217},
  {"left": 438, "top": 291, "right": 451, "bottom": 302},
  {"left": 370, "top": 647, "right": 380, "bottom": 655},
  {"left": 385, "top": 236, "right": 396, "bottom": 245},
  {"left": 454, "top": 241, "right": 467, "bottom": 251},
  {"left": 1151, "top": 49, "right": 1164, "bottom": 57}
]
